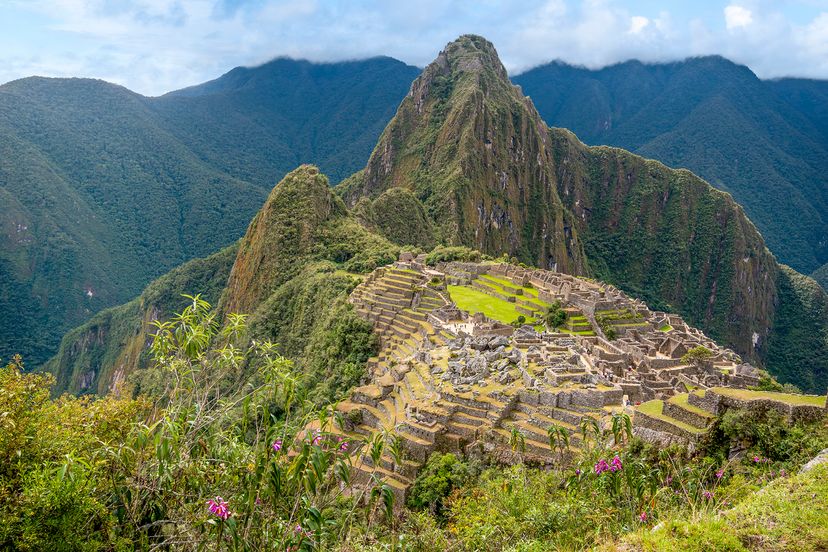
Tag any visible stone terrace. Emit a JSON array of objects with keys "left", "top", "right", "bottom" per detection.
[{"left": 332, "top": 257, "right": 814, "bottom": 498}]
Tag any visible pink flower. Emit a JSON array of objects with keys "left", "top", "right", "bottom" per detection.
[
  {"left": 272, "top": 439, "right": 282, "bottom": 452},
  {"left": 310, "top": 430, "right": 322, "bottom": 446},
  {"left": 639, "top": 511, "right": 647, "bottom": 522},
  {"left": 610, "top": 455, "right": 623, "bottom": 472},
  {"left": 753, "top": 456, "right": 761, "bottom": 463},
  {"left": 595, "top": 459, "right": 610, "bottom": 474},
  {"left": 715, "top": 469, "right": 724, "bottom": 479},
  {"left": 339, "top": 441, "right": 349, "bottom": 452},
  {"left": 207, "top": 496, "right": 230, "bottom": 520}
]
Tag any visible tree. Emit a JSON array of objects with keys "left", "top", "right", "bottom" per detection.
[{"left": 681, "top": 346, "right": 714, "bottom": 367}]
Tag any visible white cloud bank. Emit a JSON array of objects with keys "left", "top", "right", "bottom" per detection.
[
  {"left": 724, "top": 5, "right": 753, "bottom": 30},
  {"left": 1, "top": 0, "right": 827, "bottom": 95}
]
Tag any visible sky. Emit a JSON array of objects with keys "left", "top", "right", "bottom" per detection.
[{"left": 1, "top": 0, "right": 827, "bottom": 96}]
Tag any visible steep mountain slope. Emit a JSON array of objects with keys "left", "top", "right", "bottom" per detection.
[
  {"left": 339, "top": 36, "right": 589, "bottom": 275},
  {"left": 0, "top": 77, "right": 263, "bottom": 367},
  {"left": 154, "top": 57, "right": 420, "bottom": 185},
  {"left": 514, "top": 58, "right": 828, "bottom": 274},
  {"left": 813, "top": 263, "right": 828, "bottom": 290},
  {"left": 48, "top": 165, "right": 399, "bottom": 397},
  {"left": 43, "top": 244, "right": 238, "bottom": 395},
  {"left": 0, "top": 58, "right": 417, "bottom": 367},
  {"left": 340, "top": 35, "right": 777, "bottom": 368}
]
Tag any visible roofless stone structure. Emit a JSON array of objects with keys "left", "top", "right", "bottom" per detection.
[{"left": 319, "top": 254, "right": 825, "bottom": 500}]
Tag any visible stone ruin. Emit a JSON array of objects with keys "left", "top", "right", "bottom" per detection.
[{"left": 324, "top": 255, "right": 825, "bottom": 499}]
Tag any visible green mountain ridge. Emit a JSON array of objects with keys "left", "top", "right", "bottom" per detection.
[
  {"left": 49, "top": 165, "right": 400, "bottom": 398},
  {"left": 44, "top": 35, "right": 828, "bottom": 394},
  {"left": 513, "top": 57, "right": 828, "bottom": 275},
  {"left": 0, "top": 58, "right": 418, "bottom": 366}
]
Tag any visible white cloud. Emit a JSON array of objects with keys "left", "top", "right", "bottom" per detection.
[
  {"left": 724, "top": 5, "right": 753, "bottom": 29},
  {"left": 628, "top": 15, "right": 649, "bottom": 34},
  {"left": 1, "top": 1, "right": 828, "bottom": 95}
]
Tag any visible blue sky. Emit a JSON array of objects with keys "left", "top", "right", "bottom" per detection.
[{"left": 1, "top": 0, "right": 827, "bottom": 95}]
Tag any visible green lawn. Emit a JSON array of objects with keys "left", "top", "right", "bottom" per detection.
[
  {"left": 711, "top": 387, "right": 827, "bottom": 407},
  {"left": 448, "top": 285, "right": 538, "bottom": 325},
  {"left": 635, "top": 399, "right": 706, "bottom": 434},
  {"left": 667, "top": 393, "right": 714, "bottom": 418}
]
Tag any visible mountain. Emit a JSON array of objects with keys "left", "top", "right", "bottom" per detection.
[
  {"left": 813, "top": 263, "right": 828, "bottom": 290},
  {"left": 513, "top": 58, "right": 828, "bottom": 275},
  {"left": 0, "top": 57, "right": 418, "bottom": 367},
  {"left": 49, "top": 165, "right": 400, "bottom": 398},
  {"left": 339, "top": 35, "right": 776, "bottom": 366},
  {"left": 39, "top": 36, "right": 828, "bottom": 393}
]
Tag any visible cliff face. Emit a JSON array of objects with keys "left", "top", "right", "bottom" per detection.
[
  {"left": 547, "top": 130, "right": 777, "bottom": 359},
  {"left": 341, "top": 35, "right": 589, "bottom": 274},
  {"left": 45, "top": 245, "right": 237, "bottom": 395},
  {"left": 221, "top": 165, "right": 347, "bottom": 314}
]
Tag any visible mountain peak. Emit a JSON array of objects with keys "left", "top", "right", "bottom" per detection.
[
  {"left": 410, "top": 35, "right": 509, "bottom": 97},
  {"left": 438, "top": 35, "right": 508, "bottom": 79},
  {"left": 221, "top": 164, "right": 346, "bottom": 314}
]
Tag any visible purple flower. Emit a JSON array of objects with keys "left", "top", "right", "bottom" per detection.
[
  {"left": 780, "top": 469, "right": 787, "bottom": 477},
  {"left": 753, "top": 456, "right": 761, "bottom": 463},
  {"left": 311, "top": 430, "right": 322, "bottom": 446},
  {"left": 339, "top": 441, "right": 349, "bottom": 452},
  {"left": 639, "top": 511, "right": 647, "bottom": 522},
  {"left": 272, "top": 439, "right": 282, "bottom": 452},
  {"left": 703, "top": 490, "right": 713, "bottom": 500},
  {"left": 294, "top": 525, "right": 303, "bottom": 534},
  {"left": 715, "top": 469, "right": 724, "bottom": 479},
  {"left": 610, "top": 455, "right": 623, "bottom": 472},
  {"left": 207, "top": 496, "right": 230, "bottom": 520},
  {"left": 575, "top": 468, "right": 581, "bottom": 476},
  {"left": 595, "top": 459, "right": 610, "bottom": 474}
]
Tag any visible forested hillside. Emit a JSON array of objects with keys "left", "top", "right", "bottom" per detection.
[
  {"left": 514, "top": 58, "right": 828, "bottom": 275},
  {"left": 0, "top": 58, "right": 418, "bottom": 366}
]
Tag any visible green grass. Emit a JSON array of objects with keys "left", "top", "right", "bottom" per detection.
[
  {"left": 448, "top": 285, "right": 538, "bottom": 325},
  {"left": 667, "top": 393, "right": 714, "bottom": 418},
  {"left": 659, "top": 324, "right": 674, "bottom": 332},
  {"left": 635, "top": 400, "right": 706, "bottom": 434},
  {"left": 624, "top": 463, "right": 828, "bottom": 551},
  {"left": 711, "top": 387, "right": 826, "bottom": 407}
]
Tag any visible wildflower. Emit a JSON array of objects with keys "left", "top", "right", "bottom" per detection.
[
  {"left": 780, "top": 469, "right": 786, "bottom": 477},
  {"left": 311, "top": 430, "right": 322, "bottom": 446},
  {"left": 639, "top": 511, "right": 647, "bottom": 522},
  {"left": 294, "top": 525, "right": 303, "bottom": 534},
  {"left": 339, "top": 441, "right": 349, "bottom": 452},
  {"left": 753, "top": 456, "right": 760, "bottom": 463},
  {"left": 703, "top": 490, "right": 713, "bottom": 500},
  {"left": 715, "top": 469, "right": 724, "bottom": 479},
  {"left": 665, "top": 475, "right": 673, "bottom": 486},
  {"left": 207, "top": 496, "right": 231, "bottom": 520},
  {"left": 610, "top": 455, "right": 623, "bottom": 472},
  {"left": 272, "top": 439, "right": 282, "bottom": 452},
  {"left": 595, "top": 459, "right": 610, "bottom": 474},
  {"left": 575, "top": 468, "right": 581, "bottom": 476}
]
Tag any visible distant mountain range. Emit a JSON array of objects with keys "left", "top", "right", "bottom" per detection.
[
  {"left": 2, "top": 45, "right": 827, "bottom": 375},
  {"left": 513, "top": 57, "right": 828, "bottom": 276},
  {"left": 43, "top": 36, "right": 828, "bottom": 394},
  {"left": 0, "top": 57, "right": 418, "bottom": 366}
]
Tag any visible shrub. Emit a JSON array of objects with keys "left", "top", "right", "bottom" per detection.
[{"left": 407, "top": 453, "right": 472, "bottom": 518}]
